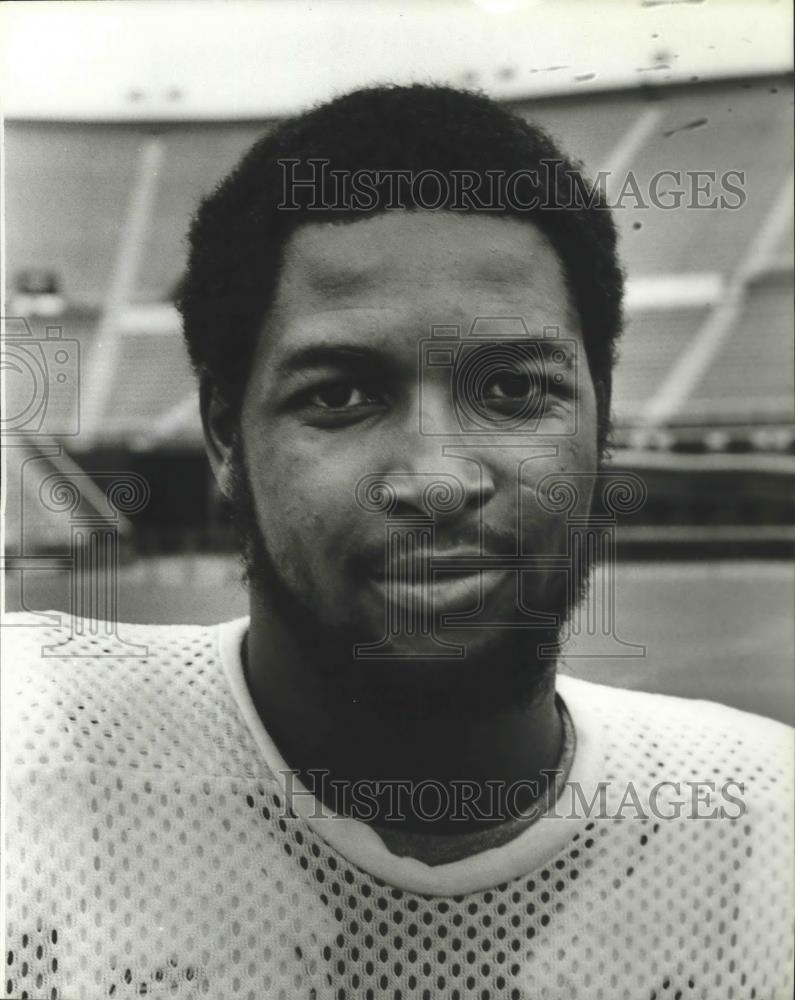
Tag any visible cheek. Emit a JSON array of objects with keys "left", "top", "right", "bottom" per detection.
[
  {"left": 511, "top": 433, "right": 598, "bottom": 543},
  {"left": 244, "top": 434, "right": 363, "bottom": 553}
]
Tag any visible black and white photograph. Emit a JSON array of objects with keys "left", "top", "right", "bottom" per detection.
[{"left": 2, "top": 2, "right": 793, "bottom": 998}]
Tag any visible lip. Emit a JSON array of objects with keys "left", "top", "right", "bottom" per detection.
[
  {"left": 372, "top": 549, "right": 499, "bottom": 573},
  {"left": 367, "top": 567, "right": 508, "bottom": 614}
]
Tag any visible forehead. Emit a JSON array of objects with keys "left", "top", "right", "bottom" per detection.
[{"left": 257, "top": 212, "right": 579, "bottom": 363}]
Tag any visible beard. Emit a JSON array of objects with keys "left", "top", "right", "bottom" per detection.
[{"left": 225, "top": 435, "right": 594, "bottom": 721}]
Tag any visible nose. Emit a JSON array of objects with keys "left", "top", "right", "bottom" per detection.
[{"left": 382, "top": 386, "right": 497, "bottom": 519}]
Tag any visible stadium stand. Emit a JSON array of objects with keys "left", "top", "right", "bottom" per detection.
[
  {"left": 100, "top": 328, "right": 197, "bottom": 441},
  {"left": 682, "top": 274, "right": 794, "bottom": 424},
  {"left": 4, "top": 74, "right": 794, "bottom": 556},
  {"left": 612, "top": 306, "right": 710, "bottom": 422}
]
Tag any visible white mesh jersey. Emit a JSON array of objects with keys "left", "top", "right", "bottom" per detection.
[{"left": 2, "top": 612, "right": 793, "bottom": 1000}]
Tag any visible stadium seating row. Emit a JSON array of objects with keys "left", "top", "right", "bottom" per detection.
[{"left": 5, "top": 76, "right": 793, "bottom": 449}]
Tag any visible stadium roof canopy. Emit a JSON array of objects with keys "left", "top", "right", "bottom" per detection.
[{"left": 2, "top": 0, "right": 793, "bottom": 122}]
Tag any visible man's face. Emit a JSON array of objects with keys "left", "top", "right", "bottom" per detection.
[{"left": 234, "top": 212, "right": 598, "bottom": 660}]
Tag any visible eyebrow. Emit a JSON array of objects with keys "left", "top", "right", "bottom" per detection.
[
  {"left": 305, "top": 267, "right": 379, "bottom": 295},
  {"left": 274, "top": 344, "right": 389, "bottom": 377},
  {"left": 273, "top": 337, "right": 575, "bottom": 378}
]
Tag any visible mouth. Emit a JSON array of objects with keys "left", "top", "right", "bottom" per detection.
[{"left": 367, "top": 564, "right": 508, "bottom": 615}]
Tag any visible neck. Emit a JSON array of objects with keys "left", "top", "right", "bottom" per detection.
[{"left": 244, "top": 592, "right": 564, "bottom": 834}]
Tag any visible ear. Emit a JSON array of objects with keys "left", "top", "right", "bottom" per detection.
[{"left": 200, "top": 378, "right": 238, "bottom": 500}]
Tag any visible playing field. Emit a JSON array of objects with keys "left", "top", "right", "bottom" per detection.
[{"left": 7, "top": 557, "right": 792, "bottom": 725}]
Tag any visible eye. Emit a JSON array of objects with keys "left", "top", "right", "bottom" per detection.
[
  {"left": 482, "top": 370, "right": 534, "bottom": 402},
  {"left": 479, "top": 369, "right": 546, "bottom": 418},
  {"left": 309, "top": 380, "right": 377, "bottom": 409}
]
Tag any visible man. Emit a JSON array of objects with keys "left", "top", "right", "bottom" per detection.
[{"left": 4, "top": 85, "right": 793, "bottom": 999}]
